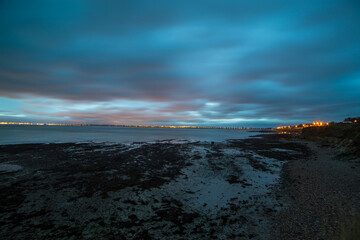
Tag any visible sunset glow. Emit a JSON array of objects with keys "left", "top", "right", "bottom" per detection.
[{"left": 0, "top": 1, "right": 359, "bottom": 127}]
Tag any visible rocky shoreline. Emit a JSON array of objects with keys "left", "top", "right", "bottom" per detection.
[
  {"left": 273, "top": 136, "right": 360, "bottom": 239},
  {"left": 0, "top": 134, "right": 359, "bottom": 239}
]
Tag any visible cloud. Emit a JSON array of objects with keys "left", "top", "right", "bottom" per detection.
[{"left": 0, "top": 0, "right": 359, "bottom": 126}]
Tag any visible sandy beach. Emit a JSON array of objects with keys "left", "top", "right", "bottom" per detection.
[{"left": 0, "top": 134, "right": 359, "bottom": 239}]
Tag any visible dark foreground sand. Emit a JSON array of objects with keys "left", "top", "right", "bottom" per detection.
[
  {"left": 0, "top": 135, "right": 359, "bottom": 239},
  {"left": 273, "top": 136, "right": 360, "bottom": 239}
]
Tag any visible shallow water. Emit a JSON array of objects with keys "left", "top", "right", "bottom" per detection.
[{"left": 0, "top": 125, "right": 256, "bottom": 144}]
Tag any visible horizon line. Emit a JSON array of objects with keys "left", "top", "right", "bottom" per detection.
[{"left": 0, "top": 121, "right": 266, "bottom": 129}]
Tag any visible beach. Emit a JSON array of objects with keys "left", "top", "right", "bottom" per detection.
[
  {"left": 0, "top": 133, "right": 359, "bottom": 239},
  {"left": 1, "top": 0, "right": 359, "bottom": 238}
]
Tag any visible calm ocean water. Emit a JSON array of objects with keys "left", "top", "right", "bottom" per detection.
[{"left": 0, "top": 125, "right": 258, "bottom": 145}]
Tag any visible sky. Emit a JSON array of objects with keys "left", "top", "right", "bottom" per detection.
[{"left": 0, "top": 0, "right": 359, "bottom": 127}]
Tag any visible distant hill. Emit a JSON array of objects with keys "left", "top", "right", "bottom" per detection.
[{"left": 300, "top": 120, "right": 360, "bottom": 158}]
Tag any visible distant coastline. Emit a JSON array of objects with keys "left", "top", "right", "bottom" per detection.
[{"left": 0, "top": 122, "right": 261, "bottom": 130}]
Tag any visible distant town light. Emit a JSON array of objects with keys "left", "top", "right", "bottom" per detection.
[{"left": 275, "top": 120, "right": 329, "bottom": 130}]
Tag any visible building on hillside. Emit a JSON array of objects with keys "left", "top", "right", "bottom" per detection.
[{"left": 343, "top": 117, "right": 360, "bottom": 124}]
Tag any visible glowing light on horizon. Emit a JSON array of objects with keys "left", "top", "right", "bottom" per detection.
[{"left": 276, "top": 121, "right": 329, "bottom": 130}]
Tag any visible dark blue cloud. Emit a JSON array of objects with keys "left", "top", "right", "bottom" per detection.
[{"left": 0, "top": 0, "right": 359, "bottom": 126}]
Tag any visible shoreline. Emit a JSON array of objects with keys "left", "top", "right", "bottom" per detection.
[
  {"left": 272, "top": 136, "right": 360, "bottom": 239},
  {"left": 0, "top": 134, "right": 359, "bottom": 239}
]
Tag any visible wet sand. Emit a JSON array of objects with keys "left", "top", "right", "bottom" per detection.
[{"left": 0, "top": 135, "right": 359, "bottom": 239}]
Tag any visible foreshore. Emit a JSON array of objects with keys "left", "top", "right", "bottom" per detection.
[
  {"left": 272, "top": 134, "right": 360, "bottom": 239},
  {"left": 0, "top": 133, "right": 359, "bottom": 239}
]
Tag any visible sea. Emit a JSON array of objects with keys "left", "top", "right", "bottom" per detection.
[{"left": 0, "top": 125, "right": 258, "bottom": 145}]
